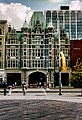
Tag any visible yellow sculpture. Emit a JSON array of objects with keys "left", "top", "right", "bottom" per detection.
[{"left": 60, "top": 51, "right": 67, "bottom": 71}]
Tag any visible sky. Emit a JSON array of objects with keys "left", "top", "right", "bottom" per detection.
[{"left": 0, "top": 0, "right": 82, "bottom": 29}]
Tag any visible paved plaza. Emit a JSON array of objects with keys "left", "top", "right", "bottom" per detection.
[
  {"left": 0, "top": 100, "right": 82, "bottom": 120},
  {"left": 0, "top": 88, "right": 82, "bottom": 120}
]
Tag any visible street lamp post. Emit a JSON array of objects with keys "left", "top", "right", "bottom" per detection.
[{"left": 57, "top": 18, "right": 62, "bottom": 95}]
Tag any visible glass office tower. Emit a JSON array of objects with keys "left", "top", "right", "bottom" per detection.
[{"left": 45, "top": 10, "right": 82, "bottom": 39}]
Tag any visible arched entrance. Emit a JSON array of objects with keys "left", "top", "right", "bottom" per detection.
[{"left": 28, "top": 72, "right": 46, "bottom": 88}]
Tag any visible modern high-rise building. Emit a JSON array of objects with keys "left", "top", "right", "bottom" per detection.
[{"left": 45, "top": 8, "right": 82, "bottom": 39}]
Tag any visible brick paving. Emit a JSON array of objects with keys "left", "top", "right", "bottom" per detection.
[{"left": 0, "top": 100, "right": 82, "bottom": 120}]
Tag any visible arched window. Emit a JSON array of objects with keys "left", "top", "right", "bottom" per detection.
[
  {"left": 52, "top": 11, "right": 57, "bottom": 29},
  {"left": 46, "top": 11, "right": 51, "bottom": 26},
  {"left": 52, "top": 11, "right": 57, "bottom": 22}
]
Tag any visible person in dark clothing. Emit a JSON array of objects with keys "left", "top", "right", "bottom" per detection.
[
  {"left": 3, "top": 81, "right": 7, "bottom": 96},
  {"left": 22, "top": 82, "right": 27, "bottom": 95}
]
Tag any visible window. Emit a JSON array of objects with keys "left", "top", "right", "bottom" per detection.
[
  {"left": 11, "top": 39, "right": 16, "bottom": 44},
  {"left": 32, "top": 60, "right": 34, "bottom": 67},
  {"left": 0, "top": 75, "right": 2, "bottom": 84},
  {"left": 0, "top": 28, "right": 2, "bottom": 35},
  {"left": 0, "top": 51, "right": 1, "bottom": 57},
  {"left": 16, "top": 60, "right": 18, "bottom": 67},
  {"left": 13, "top": 60, "right": 15, "bottom": 67},
  {"left": 11, "top": 60, "right": 12, "bottom": 67},
  {"left": 0, "top": 62, "right": 1, "bottom": 68},
  {"left": 38, "top": 61, "right": 40, "bottom": 67},
  {"left": 35, "top": 60, "right": 37, "bottom": 67},
  {"left": 38, "top": 50, "right": 40, "bottom": 56},
  {"left": 15, "top": 49, "right": 17, "bottom": 56},
  {"left": 24, "top": 60, "right": 26, "bottom": 67},
  {"left": 8, "top": 49, "right": 10, "bottom": 56},
  {"left": 0, "top": 42, "right": 2, "bottom": 45},
  {"left": 41, "top": 61, "right": 43, "bottom": 67},
  {"left": 11, "top": 49, "right": 15, "bottom": 56},
  {"left": 24, "top": 51, "right": 26, "bottom": 55},
  {"left": 46, "top": 11, "right": 51, "bottom": 23},
  {"left": 8, "top": 60, "right": 10, "bottom": 67}
]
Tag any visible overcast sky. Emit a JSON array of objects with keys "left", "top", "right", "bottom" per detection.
[{"left": 0, "top": 0, "right": 82, "bottom": 29}]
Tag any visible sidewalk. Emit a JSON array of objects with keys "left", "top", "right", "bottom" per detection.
[
  {"left": 0, "top": 87, "right": 82, "bottom": 94},
  {"left": 0, "top": 87, "right": 82, "bottom": 93},
  {"left": 0, "top": 88, "right": 82, "bottom": 103}
]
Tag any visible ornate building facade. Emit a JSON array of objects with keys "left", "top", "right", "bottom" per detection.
[
  {"left": 5, "top": 12, "right": 55, "bottom": 87},
  {"left": 0, "top": 20, "right": 8, "bottom": 84},
  {"left": 4, "top": 7, "right": 82, "bottom": 87},
  {"left": 5, "top": 26, "right": 21, "bottom": 86}
]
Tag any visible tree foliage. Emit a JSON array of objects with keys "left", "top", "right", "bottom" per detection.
[{"left": 71, "top": 58, "right": 82, "bottom": 88}]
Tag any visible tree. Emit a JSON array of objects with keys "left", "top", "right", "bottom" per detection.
[{"left": 71, "top": 58, "right": 82, "bottom": 88}]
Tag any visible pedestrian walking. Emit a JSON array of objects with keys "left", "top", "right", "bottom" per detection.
[
  {"left": 22, "top": 82, "right": 27, "bottom": 95},
  {"left": 39, "top": 82, "right": 41, "bottom": 88},
  {"left": 8, "top": 85, "right": 12, "bottom": 96},
  {"left": 3, "top": 80, "right": 7, "bottom": 96},
  {"left": 15, "top": 82, "right": 17, "bottom": 87}
]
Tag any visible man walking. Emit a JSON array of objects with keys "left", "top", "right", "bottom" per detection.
[
  {"left": 3, "top": 80, "right": 7, "bottom": 96},
  {"left": 22, "top": 82, "right": 27, "bottom": 95}
]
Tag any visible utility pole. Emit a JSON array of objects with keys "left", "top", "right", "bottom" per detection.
[{"left": 57, "top": 18, "right": 62, "bottom": 95}]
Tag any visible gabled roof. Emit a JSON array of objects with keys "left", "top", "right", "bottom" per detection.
[
  {"left": 29, "top": 11, "right": 46, "bottom": 28},
  {"left": 11, "top": 27, "right": 16, "bottom": 33}
]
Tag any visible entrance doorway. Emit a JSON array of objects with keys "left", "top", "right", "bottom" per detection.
[
  {"left": 61, "top": 73, "right": 69, "bottom": 86},
  {"left": 54, "top": 72, "right": 69, "bottom": 86},
  {"left": 28, "top": 72, "right": 46, "bottom": 88},
  {"left": 7, "top": 73, "right": 21, "bottom": 86}
]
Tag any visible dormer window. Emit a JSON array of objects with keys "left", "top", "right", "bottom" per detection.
[{"left": 36, "top": 28, "right": 40, "bottom": 33}]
